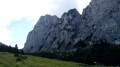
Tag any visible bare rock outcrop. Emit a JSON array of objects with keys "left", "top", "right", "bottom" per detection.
[{"left": 24, "top": 0, "right": 120, "bottom": 53}]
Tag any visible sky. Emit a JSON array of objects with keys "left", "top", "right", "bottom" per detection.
[{"left": 0, "top": 0, "right": 91, "bottom": 49}]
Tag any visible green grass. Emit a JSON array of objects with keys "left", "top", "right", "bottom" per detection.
[
  {"left": 0, "top": 52, "right": 115, "bottom": 67},
  {"left": 0, "top": 52, "right": 90, "bottom": 67}
]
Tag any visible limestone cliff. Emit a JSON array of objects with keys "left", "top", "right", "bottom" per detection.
[{"left": 24, "top": 0, "right": 120, "bottom": 53}]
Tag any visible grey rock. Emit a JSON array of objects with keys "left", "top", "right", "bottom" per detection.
[
  {"left": 24, "top": 0, "right": 120, "bottom": 53},
  {"left": 24, "top": 9, "right": 81, "bottom": 53},
  {"left": 81, "top": 0, "right": 120, "bottom": 43}
]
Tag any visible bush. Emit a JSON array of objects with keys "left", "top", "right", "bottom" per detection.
[{"left": 15, "top": 55, "right": 27, "bottom": 62}]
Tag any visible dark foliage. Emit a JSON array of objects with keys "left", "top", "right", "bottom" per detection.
[
  {"left": 14, "top": 53, "right": 19, "bottom": 57},
  {"left": 15, "top": 55, "right": 27, "bottom": 62},
  {"left": 1, "top": 39, "right": 120, "bottom": 66},
  {"left": 19, "top": 49, "right": 24, "bottom": 54},
  {"left": 0, "top": 42, "right": 20, "bottom": 54},
  {"left": 91, "top": 40, "right": 120, "bottom": 66},
  {"left": 16, "top": 57, "right": 22, "bottom": 62},
  {"left": 27, "top": 39, "right": 120, "bottom": 66}
]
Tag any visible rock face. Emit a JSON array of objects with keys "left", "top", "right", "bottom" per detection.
[
  {"left": 24, "top": 9, "right": 81, "bottom": 53},
  {"left": 82, "top": 0, "right": 120, "bottom": 43},
  {"left": 24, "top": 0, "right": 120, "bottom": 53}
]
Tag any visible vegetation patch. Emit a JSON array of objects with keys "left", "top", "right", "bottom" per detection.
[{"left": 0, "top": 52, "right": 90, "bottom": 67}]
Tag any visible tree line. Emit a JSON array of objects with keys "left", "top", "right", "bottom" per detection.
[
  {"left": 1, "top": 39, "right": 120, "bottom": 66},
  {"left": 28, "top": 39, "right": 120, "bottom": 66},
  {"left": 0, "top": 42, "right": 24, "bottom": 54}
]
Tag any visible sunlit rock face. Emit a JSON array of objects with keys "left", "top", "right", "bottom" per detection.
[
  {"left": 24, "top": 0, "right": 120, "bottom": 53},
  {"left": 24, "top": 9, "right": 81, "bottom": 53}
]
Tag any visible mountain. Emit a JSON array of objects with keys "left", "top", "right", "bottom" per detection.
[
  {"left": 81, "top": 0, "right": 120, "bottom": 43},
  {"left": 24, "top": 9, "right": 81, "bottom": 53},
  {"left": 24, "top": 0, "right": 120, "bottom": 53}
]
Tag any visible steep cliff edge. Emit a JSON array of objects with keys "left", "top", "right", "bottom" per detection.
[
  {"left": 24, "top": 0, "right": 120, "bottom": 53},
  {"left": 24, "top": 9, "right": 81, "bottom": 53}
]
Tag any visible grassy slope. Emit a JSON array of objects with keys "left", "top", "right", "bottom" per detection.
[{"left": 0, "top": 52, "right": 91, "bottom": 67}]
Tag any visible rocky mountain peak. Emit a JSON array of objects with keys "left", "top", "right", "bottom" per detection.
[
  {"left": 24, "top": 9, "right": 81, "bottom": 53},
  {"left": 34, "top": 15, "right": 59, "bottom": 30},
  {"left": 24, "top": 0, "right": 120, "bottom": 53},
  {"left": 61, "top": 9, "right": 81, "bottom": 19}
]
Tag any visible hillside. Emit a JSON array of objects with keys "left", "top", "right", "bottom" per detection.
[{"left": 0, "top": 52, "right": 90, "bottom": 67}]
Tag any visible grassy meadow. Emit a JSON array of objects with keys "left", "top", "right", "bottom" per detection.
[{"left": 0, "top": 52, "right": 91, "bottom": 67}]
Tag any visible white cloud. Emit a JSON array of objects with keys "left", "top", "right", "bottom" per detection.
[
  {"left": 17, "top": 42, "right": 25, "bottom": 49},
  {"left": 0, "top": 0, "right": 54, "bottom": 45},
  {"left": 77, "top": 0, "right": 91, "bottom": 14},
  {"left": 48, "top": 0, "right": 78, "bottom": 17},
  {"left": 0, "top": 26, "right": 12, "bottom": 45},
  {"left": 0, "top": 0, "right": 91, "bottom": 48}
]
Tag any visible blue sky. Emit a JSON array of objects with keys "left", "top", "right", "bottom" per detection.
[
  {"left": 0, "top": 0, "right": 91, "bottom": 49},
  {"left": 8, "top": 18, "right": 34, "bottom": 48}
]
